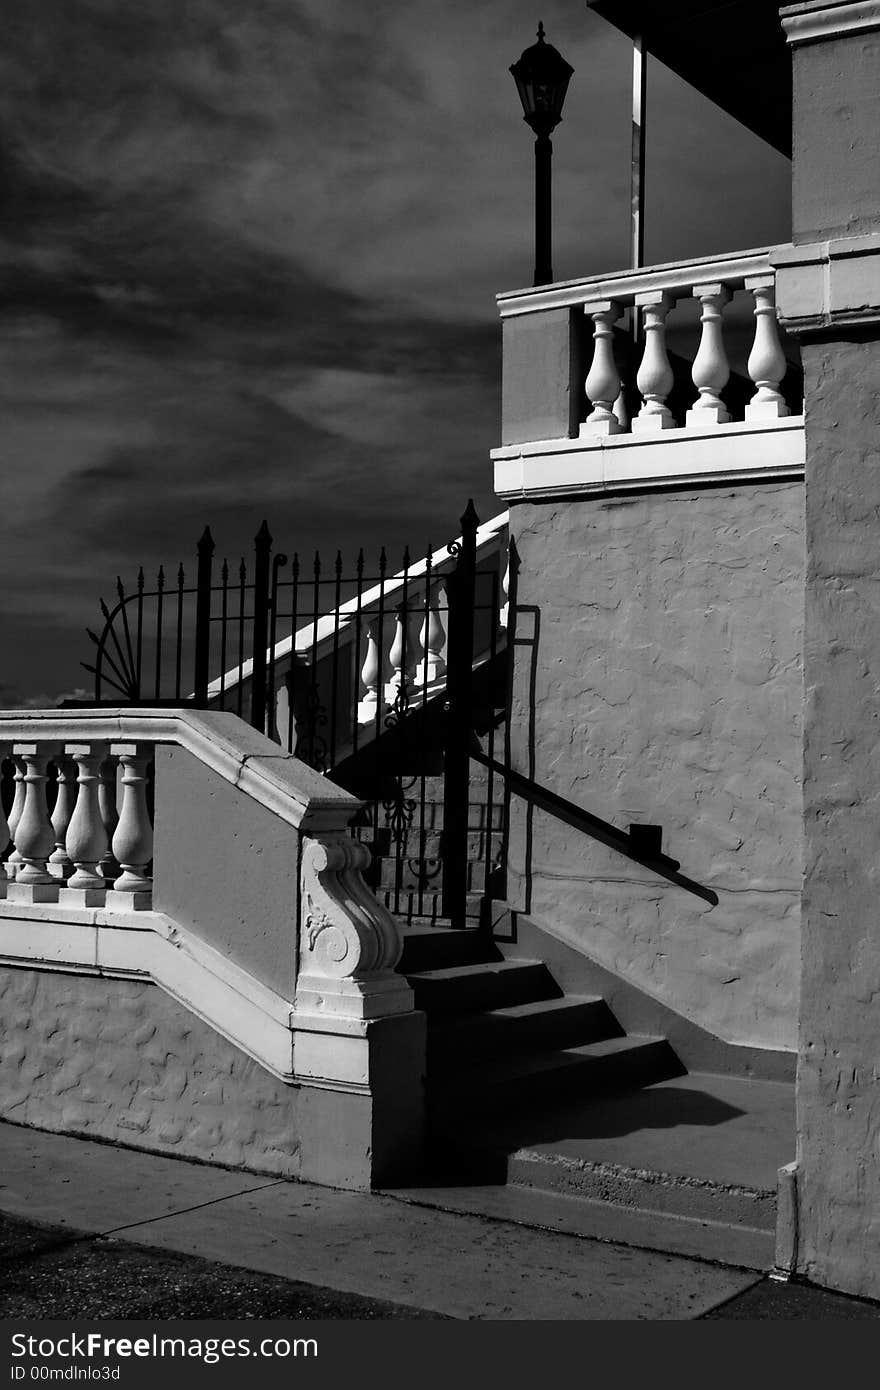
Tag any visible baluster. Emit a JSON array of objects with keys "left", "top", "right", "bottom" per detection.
[
  {"left": 686, "top": 282, "right": 732, "bottom": 426},
  {"left": 0, "top": 756, "right": 9, "bottom": 897},
  {"left": 745, "top": 276, "right": 790, "bottom": 421},
  {"left": 420, "top": 585, "right": 446, "bottom": 684},
  {"left": 98, "top": 755, "right": 121, "bottom": 883},
  {"left": 386, "top": 607, "right": 409, "bottom": 702},
  {"left": 357, "top": 619, "right": 382, "bottom": 723},
  {"left": 48, "top": 756, "right": 76, "bottom": 879},
  {"left": 60, "top": 745, "right": 109, "bottom": 906},
  {"left": 5, "top": 755, "right": 25, "bottom": 882},
  {"left": 499, "top": 556, "right": 511, "bottom": 631},
  {"left": 107, "top": 744, "right": 153, "bottom": 909},
  {"left": 8, "top": 744, "right": 59, "bottom": 902},
  {"left": 633, "top": 290, "right": 676, "bottom": 430},
  {"left": 581, "top": 300, "right": 623, "bottom": 436}
]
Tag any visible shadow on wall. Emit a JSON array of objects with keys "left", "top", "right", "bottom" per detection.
[{"left": 494, "top": 537, "right": 718, "bottom": 924}]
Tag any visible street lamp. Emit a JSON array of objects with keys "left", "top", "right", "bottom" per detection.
[{"left": 510, "top": 22, "right": 574, "bottom": 287}]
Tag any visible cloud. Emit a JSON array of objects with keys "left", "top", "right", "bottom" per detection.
[{"left": 0, "top": 0, "right": 792, "bottom": 703}]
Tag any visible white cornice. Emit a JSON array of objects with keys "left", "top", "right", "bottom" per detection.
[
  {"left": 493, "top": 419, "right": 805, "bottom": 502},
  {"left": 772, "top": 234, "right": 880, "bottom": 329},
  {"left": 781, "top": 1, "right": 880, "bottom": 44}
]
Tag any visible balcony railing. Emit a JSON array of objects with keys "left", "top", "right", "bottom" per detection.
[{"left": 494, "top": 245, "right": 806, "bottom": 499}]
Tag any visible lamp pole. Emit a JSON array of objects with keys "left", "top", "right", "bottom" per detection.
[
  {"left": 510, "top": 23, "right": 574, "bottom": 288},
  {"left": 534, "top": 131, "right": 553, "bottom": 286}
]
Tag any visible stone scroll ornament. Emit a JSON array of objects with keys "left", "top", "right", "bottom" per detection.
[{"left": 299, "top": 835, "right": 403, "bottom": 984}]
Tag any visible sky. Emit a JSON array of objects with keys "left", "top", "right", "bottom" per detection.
[{"left": 0, "top": 0, "right": 792, "bottom": 705}]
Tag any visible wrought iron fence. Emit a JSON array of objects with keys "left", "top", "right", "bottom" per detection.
[{"left": 81, "top": 504, "right": 510, "bottom": 928}]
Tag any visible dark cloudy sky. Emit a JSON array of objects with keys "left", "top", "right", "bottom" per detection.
[{"left": 1, "top": 0, "right": 791, "bottom": 705}]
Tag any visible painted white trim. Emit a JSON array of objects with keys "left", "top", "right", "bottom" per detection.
[
  {"left": 781, "top": 1, "right": 880, "bottom": 44},
  {"left": 496, "top": 248, "right": 782, "bottom": 319},
  {"left": 773, "top": 235, "right": 880, "bottom": 328},
  {"left": 0, "top": 707, "right": 357, "bottom": 832},
  {"left": 0, "top": 903, "right": 373, "bottom": 1091},
  {"left": 205, "top": 510, "right": 510, "bottom": 700},
  {"left": 492, "top": 419, "right": 806, "bottom": 501}
]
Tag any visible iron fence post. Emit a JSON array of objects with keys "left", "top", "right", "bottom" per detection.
[
  {"left": 193, "top": 526, "right": 215, "bottom": 707},
  {"left": 442, "top": 500, "right": 479, "bottom": 928},
  {"left": 251, "top": 520, "right": 272, "bottom": 734}
]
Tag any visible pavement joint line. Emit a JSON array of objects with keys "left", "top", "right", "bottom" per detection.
[{"left": 376, "top": 1185, "right": 770, "bottom": 1275}]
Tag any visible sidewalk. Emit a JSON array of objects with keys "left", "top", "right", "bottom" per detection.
[{"left": 1, "top": 1121, "right": 878, "bottom": 1321}]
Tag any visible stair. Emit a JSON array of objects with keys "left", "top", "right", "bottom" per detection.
[
  {"left": 398, "top": 925, "right": 683, "bottom": 1117},
  {"left": 395, "top": 921, "right": 793, "bottom": 1270}
]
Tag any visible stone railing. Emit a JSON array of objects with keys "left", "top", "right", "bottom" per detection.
[
  {"left": 0, "top": 707, "right": 425, "bottom": 1186},
  {"left": 0, "top": 709, "right": 414, "bottom": 1036},
  {"left": 494, "top": 245, "right": 806, "bottom": 499},
  {"left": 206, "top": 509, "right": 511, "bottom": 764},
  {"left": 576, "top": 249, "right": 797, "bottom": 437}
]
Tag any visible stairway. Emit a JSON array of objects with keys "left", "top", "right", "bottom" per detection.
[
  {"left": 399, "top": 924, "right": 683, "bottom": 1119},
  {"left": 392, "top": 921, "right": 792, "bottom": 1268},
  {"left": 349, "top": 755, "right": 793, "bottom": 1271}
]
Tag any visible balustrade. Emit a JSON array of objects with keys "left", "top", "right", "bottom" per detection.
[
  {"left": 1, "top": 740, "right": 154, "bottom": 911},
  {"left": 577, "top": 254, "right": 798, "bottom": 438}
]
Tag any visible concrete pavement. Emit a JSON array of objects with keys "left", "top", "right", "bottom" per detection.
[{"left": 0, "top": 1120, "right": 878, "bottom": 1320}]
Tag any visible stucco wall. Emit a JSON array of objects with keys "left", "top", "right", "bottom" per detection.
[
  {"left": 798, "top": 334, "right": 880, "bottom": 1299},
  {"left": 792, "top": 29, "right": 880, "bottom": 244},
  {"left": 501, "top": 307, "right": 581, "bottom": 445},
  {"left": 0, "top": 965, "right": 376, "bottom": 1189},
  {"left": 153, "top": 745, "right": 300, "bottom": 998},
  {"left": 506, "top": 480, "right": 804, "bottom": 1050}
]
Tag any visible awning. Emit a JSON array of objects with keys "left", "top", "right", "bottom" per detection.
[{"left": 586, "top": 2, "right": 792, "bottom": 156}]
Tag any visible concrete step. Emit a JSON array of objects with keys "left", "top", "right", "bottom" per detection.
[
  {"left": 427, "top": 1071, "right": 795, "bottom": 1265},
  {"left": 400, "top": 926, "right": 496, "bottom": 974},
  {"left": 428, "top": 994, "right": 620, "bottom": 1066},
  {"left": 407, "top": 959, "right": 560, "bottom": 1016},
  {"left": 433, "top": 1034, "right": 682, "bottom": 1109}
]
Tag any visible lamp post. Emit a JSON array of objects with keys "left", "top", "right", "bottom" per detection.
[{"left": 510, "top": 22, "right": 574, "bottom": 287}]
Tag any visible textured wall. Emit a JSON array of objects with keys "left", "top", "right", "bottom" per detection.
[
  {"left": 153, "top": 745, "right": 300, "bottom": 997},
  {"left": 507, "top": 480, "right": 804, "bottom": 1049},
  {"left": 799, "top": 335, "right": 880, "bottom": 1298},
  {"left": 501, "top": 308, "right": 581, "bottom": 445},
  {"left": 0, "top": 966, "right": 375, "bottom": 1189},
  {"left": 792, "top": 30, "right": 880, "bottom": 244}
]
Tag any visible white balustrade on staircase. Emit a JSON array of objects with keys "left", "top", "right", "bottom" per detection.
[
  {"left": 573, "top": 249, "right": 800, "bottom": 439},
  {"left": 207, "top": 511, "right": 510, "bottom": 756},
  {"left": 2, "top": 738, "right": 154, "bottom": 910}
]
